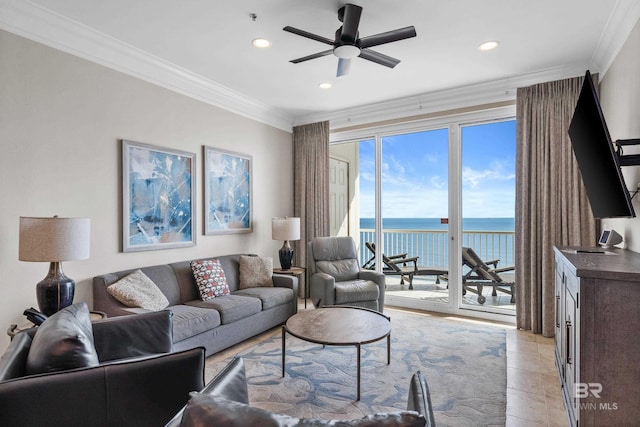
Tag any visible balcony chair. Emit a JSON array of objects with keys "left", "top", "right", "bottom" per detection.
[
  {"left": 307, "top": 236, "right": 385, "bottom": 312},
  {"left": 362, "top": 242, "right": 447, "bottom": 290},
  {"left": 460, "top": 246, "right": 515, "bottom": 304}
]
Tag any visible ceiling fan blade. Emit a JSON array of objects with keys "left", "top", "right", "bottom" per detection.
[
  {"left": 290, "top": 49, "right": 333, "bottom": 64},
  {"left": 337, "top": 58, "right": 352, "bottom": 77},
  {"left": 283, "top": 26, "right": 335, "bottom": 46},
  {"left": 358, "top": 26, "right": 417, "bottom": 49},
  {"left": 359, "top": 49, "right": 401, "bottom": 68},
  {"left": 340, "top": 4, "right": 362, "bottom": 43}
]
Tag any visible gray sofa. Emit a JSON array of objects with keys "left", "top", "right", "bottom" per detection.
[{"left": 93, "top": 254, "right": 298, "bottom": 356}]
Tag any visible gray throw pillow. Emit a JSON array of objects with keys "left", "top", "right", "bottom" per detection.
[
  {"left": 107, "top": 269, "right": 169, "bottom": 311},
  {"left": 179, "top": 393, "right": 426, "bottom": 427},
  {"left": 25, "top": 302, "right": 99, "bottom": 375},
  {"left": 239, "top": 255, "right": 273, "bottom": 289}
]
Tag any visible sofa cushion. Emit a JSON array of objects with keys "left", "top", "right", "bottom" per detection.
[
  {"left": 185, "top": 295, "right": 261, "bottom": 325},
  {"left": 107, "top": 269, "right": 170, "bottom": 311},
  {"left": 335, "top": 280, "right": 380, "bottom": 304},
  {"left": 191, "top": 259, "right": 230, "bottom": 300},
  {"left": 234, "top": 287, "right": 293, "bottom": 310},
  {"left": 239, "top": 255, "right": 273, "bottom": 289},
  {"left": 25, "top": 303, "right": 99, "bottom": 375},
  {"left": 179, "top": 393, "right": 426, "bottom": 427},
  {"left": 0, "top": 332, "right": 32, "bottom": 381},
  {"left": 169, "top": 305, "right": 222, "bottom": 343}
]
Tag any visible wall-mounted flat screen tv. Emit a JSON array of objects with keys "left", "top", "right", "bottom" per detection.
[{"left": 568, "top": 70, "right": 635, "bottom": 218}]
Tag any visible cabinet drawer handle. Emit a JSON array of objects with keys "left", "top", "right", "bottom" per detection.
[
  {"left": 565, "top": 320, "right": 572, "bottom": 365},
  {"left": 555, "top": 294, "right": 560, "bottom": 328}
]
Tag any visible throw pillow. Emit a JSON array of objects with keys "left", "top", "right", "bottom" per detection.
[
  {"left": 107, "top": 269, "right": 169, "bottom": 311},
  {"left": 25, "top": 302, "right": 99, "bottom": 375},
  {"left": 191, "top": 259, "right": 230, "bottom": 300},
  {"left": 239, "top": 255, "right": 273, "bottom": 289},
  {"left": 179, "top": 393, "right": 427, "bottom": 427}
]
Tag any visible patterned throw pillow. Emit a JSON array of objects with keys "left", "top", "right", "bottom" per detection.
[
  {"left": 107, "top": 270, "right": 169, "bottom": 311},
  {"left": 239, "top": 255, "right": 273, "bottom": 289},
  {"left": 191, "top": 259, "right": 230, "bottom": 300}
]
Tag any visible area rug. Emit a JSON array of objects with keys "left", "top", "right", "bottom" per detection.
[{"left": 205, "top": 309, "right": 507, "bottom": 427}]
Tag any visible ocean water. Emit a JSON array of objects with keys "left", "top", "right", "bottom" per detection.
[
  {"left": 358, "top": 217, "right": 515, "bottom": 267},
  {"left": 359, "top": 217, "right": 515, "bottom": 231}
]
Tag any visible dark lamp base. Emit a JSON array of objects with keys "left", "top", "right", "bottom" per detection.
[
  {"left": 279, "top": 241, "right": 295, "bottom": 270},
  {"left": 36, "top": 262, "right": 75, "bottom": 316}
]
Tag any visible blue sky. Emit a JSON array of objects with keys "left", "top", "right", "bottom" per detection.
[{"left": 359, "top": 120, "right": 516, "bottom": 218}]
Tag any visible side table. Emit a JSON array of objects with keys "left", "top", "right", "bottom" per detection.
[
  {"left": 7, "top": 310, "right": 108, "bottom": 340},
  {"left": 273, "top": 266, "right": 308, "bottom": 308}
]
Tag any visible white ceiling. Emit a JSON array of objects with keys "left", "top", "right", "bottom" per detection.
[{"left": 2, "top": 0, "right": 640, "bottom": 130}]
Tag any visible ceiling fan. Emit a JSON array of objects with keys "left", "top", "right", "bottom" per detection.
[{"left": 283, "top": 3, "right": 417, "bottom": 77}]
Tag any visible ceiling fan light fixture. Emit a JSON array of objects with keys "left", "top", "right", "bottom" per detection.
[
  {"left": 318, "top": 82, "right": 332, "bottom": 89},
  {"left": 252, "top": 38, "right": 271, "bottom": 48},
  {"left": 479, "top": 40, "right": 499, "bottom": 51},
  {"left": 333, "top": 44, "right": 360, "bottom": 59}
]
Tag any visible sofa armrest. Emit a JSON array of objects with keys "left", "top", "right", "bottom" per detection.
[
  {"left": 407, "top": 370, "right": 436, "bottom": 427},
  {"left": 272, "top": 273, "right": 298, "bottom": 291},
  {"left": 309, "top": 272, "right": 337, "bottom": 307},
  {"left": 358, "top": 270, "right": 386, "bottom": 311},
  {"left": 201, "top": 355, "right": 248, "bottom": 403},
  {"left": 164, "top": 355, "right": 248, "bottom": 427},
  {"left": 0, "top": 347, "right": 205, "bottom": 427},
  {"left": 358, "top": 270, "right": 385, "bottom": 286},
  {"left": 93, "top": 310, "right": 173, "bottom": 362},
  {"left": 93, "top": 273, "right": 141, "bottom": 317}
]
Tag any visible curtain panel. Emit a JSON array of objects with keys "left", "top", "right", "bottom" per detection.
[
  {"left": 515, "top": 75, "right": 596, "bottom": 336},
  {"left": 292, "top": 121, "right": 330, "bottom": 286}
]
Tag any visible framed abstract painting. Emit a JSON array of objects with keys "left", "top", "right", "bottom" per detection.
[
  {"left": 204, "top": 146, "right": 252, "bottom": 234},
  {"left": 122, "top": 140, "right": 196, "bottom": 252}
]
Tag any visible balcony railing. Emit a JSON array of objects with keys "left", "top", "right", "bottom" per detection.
[{"left": 359, "top": 229, "right": 515, "bottom": 269}]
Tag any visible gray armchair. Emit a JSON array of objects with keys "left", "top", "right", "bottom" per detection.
[{"left": 307, "top": 236, "right": 385, "bottom": 312}]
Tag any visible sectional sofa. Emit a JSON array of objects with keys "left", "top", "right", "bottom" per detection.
[{"left": 93, "top": 254, "right": 298, "bottom": 355}]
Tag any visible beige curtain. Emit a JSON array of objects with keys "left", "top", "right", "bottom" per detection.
[
  {"left": 515, "top": 75, "right": 596, "bottom": 336},
  {"left": 293, "top": 121, "right": 330, "bottom": 285}
]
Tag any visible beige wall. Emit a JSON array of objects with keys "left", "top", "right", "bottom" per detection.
[
  {"left": 0, "top": 30, "right": 293, "bottom": 350},
  {"left": 600, "top": 19, "right": 640, "bottom": 251}
]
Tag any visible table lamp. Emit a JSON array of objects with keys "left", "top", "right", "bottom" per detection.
[
  {"left": 272, "top": 217, "right": 300, "bottom": 270},
  {"left": 19, "top": 216, "right": 91, "bottom": 316}
]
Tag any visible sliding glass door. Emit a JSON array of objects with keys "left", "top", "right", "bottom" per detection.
[
  {"left": 380, "top": 129, "right": 450, "bottom": 306},
  {"left": 329, "top": 107, "right": 516, "bottom": 321},
  {"left": 460, "top": 121, "right": 516, "bottom": 314}
]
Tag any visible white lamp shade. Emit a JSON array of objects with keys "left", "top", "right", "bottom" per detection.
[
  {"left": 272, "top": 217, "right": 300, "bottom": 241},
  {"left": 19, "top": 217, "right": 91, "bottom": 262}
]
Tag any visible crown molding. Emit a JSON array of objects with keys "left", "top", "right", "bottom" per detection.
[
  {"left": 295, "top": 63, "right": 590, "bottom": 130},
  {"left": 592, "top": 0, "right": 640, "bottom": 77},
  {"left": 2, "top": 0, "right": 637, "bottom": 133},
  {"left": 0, "top": 0, "right": 295, "bottom": 132}
]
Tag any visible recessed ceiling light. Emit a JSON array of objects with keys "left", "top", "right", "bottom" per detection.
[
  {"left": 479, "top": 41, "right": 499, "bottom": 51},
  {"left": 252, "top": 38, "right": 271, "bottom": 48},
  {"left": 319, "top": 82, "right": 332, "bottom": 89}
]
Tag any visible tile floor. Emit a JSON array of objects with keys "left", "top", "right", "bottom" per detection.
[
  {"left": 206, "top": 302, "right": 569, "bottom": 426},
  {"left": 505, "top": 326, "right": 568, "bottom": 426}
]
